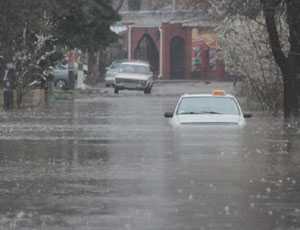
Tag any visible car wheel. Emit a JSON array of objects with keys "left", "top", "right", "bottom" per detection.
[
  {"left": 55, "top": 80, "right": 67, "bottom": 89},
  {"left": 114, "top": 87, "right": 119, "bottom": 94},
  {"left": 144, "top": 87, "right": 152, "bottom": 94}
]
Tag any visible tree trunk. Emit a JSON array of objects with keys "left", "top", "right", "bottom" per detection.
[
  {"left": 98, "top": 49, "right": 108, "bottom": 81},
  {"left": 87, "top": 49, "right": 100, "bottom": 84},
  {"left": 16, "top": 85, "right": 23, "bottom": 109},
  {"left": 262, "top": 0, "right": 299, "bottom": 118},
  {"left": 285, "top": 0, "right": 300, "bottom": 117},
  {"left": 283, "top": 54, "right": 298, "bottom": 118}
]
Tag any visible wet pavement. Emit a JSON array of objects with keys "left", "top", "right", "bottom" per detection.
[{"left": 0, "top": 81, "right": 300, "bottom": 230}]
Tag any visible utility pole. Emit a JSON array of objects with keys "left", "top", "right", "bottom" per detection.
[{"left": 172, "top": 0, "right": 176, "bottom": 11}]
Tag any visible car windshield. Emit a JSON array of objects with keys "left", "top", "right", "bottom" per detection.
[
  {"left": 176, "top": 97, "right": 240, "bottom": 115},
  {"left": 110, "top": 62, "right": 122, "bottom": 69},
  {"left": 119, "top": 64, "right": 150, "bottom": 74},
  {"left": 55, "top": 64, "right": 67, "bottom": 70}
]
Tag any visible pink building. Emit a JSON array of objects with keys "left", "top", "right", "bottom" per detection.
[{"left": 117, "top": 10, "right": 225, "bottom": 80}]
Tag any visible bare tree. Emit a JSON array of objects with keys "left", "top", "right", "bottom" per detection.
[
  {"left": 114, "top": 0, "right": 126, "bottom": 11},
  {"left": 187, "top": 0, "right": 299, "bottom": 118}
]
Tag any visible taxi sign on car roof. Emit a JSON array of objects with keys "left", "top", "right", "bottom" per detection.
[{"left": 212, "top": 89, "right": 226, "bottom": 96}]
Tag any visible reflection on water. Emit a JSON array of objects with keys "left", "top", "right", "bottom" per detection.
[
  {"left": 0, "top": 95, "right": 299, "bottom": 230},
  {"left": 239, "top": 116, "right": 300, "bottom": 230}
]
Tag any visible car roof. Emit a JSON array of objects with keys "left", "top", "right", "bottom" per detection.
[
  {"left": 181, "top": 93, "right": 235, "bottom": 98},
  {"left": 120, "top": 61, "right": 150, "bottom": 66}
]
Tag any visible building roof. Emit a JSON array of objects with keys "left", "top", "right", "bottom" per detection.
[{"left": 120, "top": 10, "right": 213, "bottom": 27}]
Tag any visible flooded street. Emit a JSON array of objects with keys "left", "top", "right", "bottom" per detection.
[{"left": 0, "top": 82, "right": 300, "bottom": 230}]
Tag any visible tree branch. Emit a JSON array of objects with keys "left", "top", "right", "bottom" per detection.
[{"left": 114, "top": 0, "right": 125, "bottom": 12}]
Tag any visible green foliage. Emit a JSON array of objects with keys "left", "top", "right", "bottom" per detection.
[
  {"left": 51, "top": 0, "right": 120, "bottom": 49},
  {"left": 0, "top": 0, "right": 47, "bottom": 58},
  {"left": 0, "top": 0, "right": 120, "bottom": 107},
  {"left": 0, "top": 0, "right": 120, "bottom": 60}
]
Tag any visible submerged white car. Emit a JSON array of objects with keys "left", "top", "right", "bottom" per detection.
[
  {"left": 113, "top": 61, "right": 153, "bottom": 94},
  {"left": 164, "top": 90, "right": 252, "bottom": 127}
]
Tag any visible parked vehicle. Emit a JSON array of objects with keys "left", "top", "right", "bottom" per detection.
[
  {"left": 164, "top": 90, "right": 252, "bottom": 127},
  {"left": 49, "top": 64, "right": 87, "bottom": 90},
  {"left": 113, "top": 61, "right": 154, "bottom": 94},
  {"left": 49, "top": 64, "right": 73, "bottom": 89}
]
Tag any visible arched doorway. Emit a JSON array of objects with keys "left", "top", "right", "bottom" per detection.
[
  {"left": 134, "top": 34, "right": 159, "bottom": 77},
  {"left": 170, "top": 36, "right": 185, "bottom": 79}
]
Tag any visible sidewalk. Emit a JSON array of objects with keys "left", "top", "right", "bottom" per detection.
[
  {"left": 155, "top": 79, "right": 202, "bottom": 84},
  {"left": 154, "top": 79, "right": 233, "bottom": 84}
]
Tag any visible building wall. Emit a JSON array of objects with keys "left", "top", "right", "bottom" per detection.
[
  {"left": 130, "top": 23, "right": 193, "bottom": 79},
  {"left": 192, "top": 28, "right": 225, "bottom": 79},
  {"left": 161, "top": 23, "right": 192, "bottom": 79},
  {"left": 116, "top": 0, "right": 225, "bottom": 80},
  {"left": 131, "top": 27, "right": 160, "bottom": 56}
]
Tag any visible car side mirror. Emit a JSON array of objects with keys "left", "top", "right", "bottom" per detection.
[
  {"left": 244, "top": 113, "right": 253, "bottom": 118},
  {"left": 164, "top": 112, "right": 173, "bottom": 118}
]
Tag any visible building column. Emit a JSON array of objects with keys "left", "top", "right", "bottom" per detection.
[
  {"left": 159, "top": 26, "right": 164, "bottom": 79},
  {"left": 185, "top": 28, "right": 193, "bottom": 79},
  {"left": 128, "top": 26, "right": 132, "bottom": 61},
  {"left": 172, "top": 0, "right": 176, "bottom": 11}
]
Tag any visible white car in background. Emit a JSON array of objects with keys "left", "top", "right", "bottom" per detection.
[
  {"left": 104, "top": 60, "right": 126, "bottom": 87},
  {"left": 113, "top": 61, "right": 154, "bottom": 94},
  {"left": 164, "top": 90, "right": 252, "bottom": 127}
]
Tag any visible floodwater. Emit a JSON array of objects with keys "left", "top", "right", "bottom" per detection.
[{"left": 0, "top": 82, "right": 299, "bottom": 230}]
